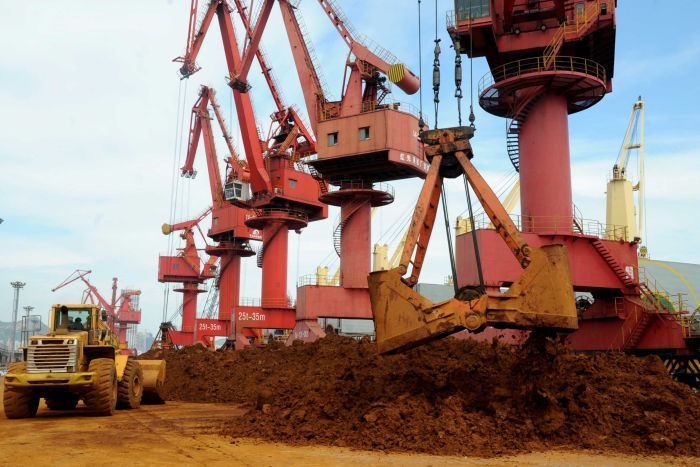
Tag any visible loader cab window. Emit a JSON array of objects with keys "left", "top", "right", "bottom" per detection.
[{"left": 55, "top": 307, "right": 92, "bottom": 332}]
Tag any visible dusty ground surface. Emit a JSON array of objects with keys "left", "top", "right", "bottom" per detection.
[
  {"left": 150, "top": 335, "right": 700, "bottom": 457},
  {"left": 0, "top": 384, "right": 697, "bottom": 467}
]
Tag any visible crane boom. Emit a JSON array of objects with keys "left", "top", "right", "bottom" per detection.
[
  {"left": 162, "top": 207, "right": 212, "bottom": 234},
  {"left": 52, "top": 270, "right": 115, "bottom": 314},
  {"left": 207, "top": 87, "right": 249, "bottom": 178},
  {"left": 181, "top": 86, "right": 250, "bottom": 202},
  {"left": 614, "top": 97, "right": 644, "bottom": 177},
  {"left": 234, "top": 0, "right": 276, "bottom": 88},
  {"left": 162, "top": 207, "right": 216, "bottom": 276},
  {"left": 182, "top": 89, "right": 225, "bottom": 208},
  {"left": 229, "top": 0, "right": 317, "bottom": 151},
  {"left": 174, "top": 0, "right": 272, "bottom": 194},
  {"left": 310, "top": 0, "right": 420, "bottom": 94},
  {"left": 278, "top": 0, "right": 327, "bottom": 134},
  {"left": 606, "top": 97, "right": 646, "bottom": 246}
]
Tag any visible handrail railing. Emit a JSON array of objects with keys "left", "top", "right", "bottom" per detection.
[
  {"left": 239, "top": 297, "right": 296, "bottom": 309},
  {"left": 297, "top": 274, "right": 339, "bottom": 287},
  {"left": 565, "top": 0, "right": 601, "bottom": 37},
  {"left": 252, "top": 207, "right": 309, "bottom": 223},
  {"left": 638, "top": 266, "right": 691, "bottom": 313},
  {"left": 464, "top": 211, "right": 626, "bottom": 239},
  {"left": 297, "top": 272, "right": 371, "bottom": 288},
  {"left": 479, "top": 56, "right": 607, "bottom": 95},
  {"left": 326, "top": 180, "right": 395, "bottom": 198},
  {"left": 543, "top": 26, "right": 565, "bottom": 69},
  {"left": 319, "top": 98, "right": 426, "bottom": 123}
]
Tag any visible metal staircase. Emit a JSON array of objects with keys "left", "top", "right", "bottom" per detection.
[
  {"left": 333, "top": 198, "right": 365, "bottom": 256},
  {"left": 506, "top": 86, "right": 545, "bottom": 172},
  {"left": 256, "top": 222, "right": 284, "bottom": 268},
  {"left": 591, "top": 238, "right": 636, "bottom": 288},
  {"left": 307, "top": 165, "right": 328, "bottom": 194},
  {"left": 623, "top": 309, "right": 653, "bottom": 349}
]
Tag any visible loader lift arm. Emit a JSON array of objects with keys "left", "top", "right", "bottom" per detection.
[{"left": 368, "top": 127, "right": 578, "bottom": 354}]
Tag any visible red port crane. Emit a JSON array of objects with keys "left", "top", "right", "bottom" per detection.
[
  {"left": 445, "top": 1, "right": 699, "bottom": 386},
  {"left": 159, "top": 207, "right": 219, "bottom": 346},
  {"left": 174, "top": 2, "right": 327, "bottom": 347},
  {"left": 52, "top": 270, "right": 142, "bottom": 355},
  {"left": 178, "top": 85, "right": 258, "bottom": 339},
  {"left": 239, "top": 0, "right": 428, "bottom": 342}
]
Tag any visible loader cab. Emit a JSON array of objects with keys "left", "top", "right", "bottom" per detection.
[{"left": 51, "top": 305, "right": 96, "bottom": 335}]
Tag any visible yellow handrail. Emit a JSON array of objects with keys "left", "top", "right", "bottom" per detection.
[
  {"left": 543, "top": 0, "right": 601, "bottom": 70},
  {"left": 543, "top": 25, "right": 565, "bottom": 69}
]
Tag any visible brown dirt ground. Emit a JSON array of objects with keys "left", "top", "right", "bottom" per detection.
[
  {"left": 0, "top": 381, "right": 698, "bottom": 466},
  {"left": 148, "top": 334, "right": 700, "bottom": 458}
]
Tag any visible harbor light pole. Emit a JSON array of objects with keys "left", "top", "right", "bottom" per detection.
[{"left": 10, "top": 281, "right": 26, "bottom": 362}]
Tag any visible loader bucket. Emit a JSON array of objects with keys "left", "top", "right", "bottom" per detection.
[{"left": 138, "top": 359, "right": 166, "bottom": 404}]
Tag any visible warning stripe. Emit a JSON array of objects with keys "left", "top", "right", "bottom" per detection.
[
  {"left": 689, "top": 359, "right": 700, "bottom": 374},
  {"left": 388, "top": 63, "right": 405, "bottom": 84},
  {"left": 664, "top": 359, "right": 678, "bottom": 372}
]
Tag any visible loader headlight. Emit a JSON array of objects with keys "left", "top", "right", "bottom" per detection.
[
  {"left": 67, "top": 339, "right": 76, "bottom": 345},
  {"left": 30, "top": 340, "right": 38, "bottom": 345}
]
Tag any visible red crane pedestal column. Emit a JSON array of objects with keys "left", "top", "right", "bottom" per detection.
[
  {"left": 218, "top": 254, "right": 241, "bottom": 322},
  {"left": 290, "top": 184, "right": 394, "bottom": 343},
  {"left": 519, "top": 93, "right": 573, "bottom": 233},
  {"left": 246, "top": 210, "right": 309, "bottom": 308},
  {"left": 118, "top": 324, "right": 128, "bottom": 349},
  {"left": 174, "top": 282, "right": 205, "bottom": 335},
  {"left": 261, "top": 221, "right": 289, "bottom": 307},
  {"left": 340, "top": 197, "right": 372, "bottom": 288}
]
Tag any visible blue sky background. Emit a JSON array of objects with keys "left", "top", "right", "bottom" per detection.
[{"left": 1, "top": 0, "right": 698, "bottom": 336}]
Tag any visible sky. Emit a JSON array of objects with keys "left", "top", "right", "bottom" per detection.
[{"left": 1, "top": 0, "right": 699, "bottom": 336}]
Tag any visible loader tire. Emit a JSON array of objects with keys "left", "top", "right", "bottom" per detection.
[
  {"left": 3, "top": 362, "right": 39, "bottom": 419},
  {"left": 45, "top": 394, "right": 79, "bottom": 410},
  {"left": 84, "top": 358, "right": 117, "bottom": 416},
  {"left": 117, "top": 359, "right": 143, "bottom": 409}
]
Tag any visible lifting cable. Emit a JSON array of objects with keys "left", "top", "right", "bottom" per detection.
[
  {"left": 441, "top": 182, "right": 459, "bottom": 295},
  {"left": 167, "top": 80, "right": 185, "bottom": 256},
  {"left": 464, "top": 174, "right": 485, "bottom": 291},
  {"left": 418, "top": 0, "right": 424, "bottom": 128},
  {"left": 432, "top": 0, "right": 441, "bottom": 129},
  {"left": 468, "top": 0, "right": 476, "bottom": 128},
  {"left": 458, "top": 170, "right": 517, "bottom": 217},
  {"left": 162, "top": 285, "right": 169, "bottom": 323},
  {"left": 452, "top": 33, "right": 463, "bottom": 125},
  {"left": 462, "top": 0, "right": 482, "bottom": 291},
  {"left": 163, "top": 79, "right": 189, "bottom": 322},
  {"left": 167, "top": 78, "right": 190, "bottom": 320}
]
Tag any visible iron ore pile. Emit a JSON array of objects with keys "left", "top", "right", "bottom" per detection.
[{"left": 148, "top": 335, "right": 700, "bottom": 457}]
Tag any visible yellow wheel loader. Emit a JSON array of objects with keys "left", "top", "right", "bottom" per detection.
[{"left": 3, "top": 304, "right": 166, "bottom": 419}]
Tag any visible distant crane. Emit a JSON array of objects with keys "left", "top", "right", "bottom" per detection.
[
  {"left": 159, "top": 207, "right": 218, "bottom": 346},
  {"left": 51, "top": 270, "right": 142, "bottom": 355},
  {"left": 174, "top": 0, "right": 327, "bottom": 348},
  {"left": 177, "top": 86, "right": 258, "bottom": 340},
  {"left": 606, "top": 97, "right": 645, "bottom": 252}
]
